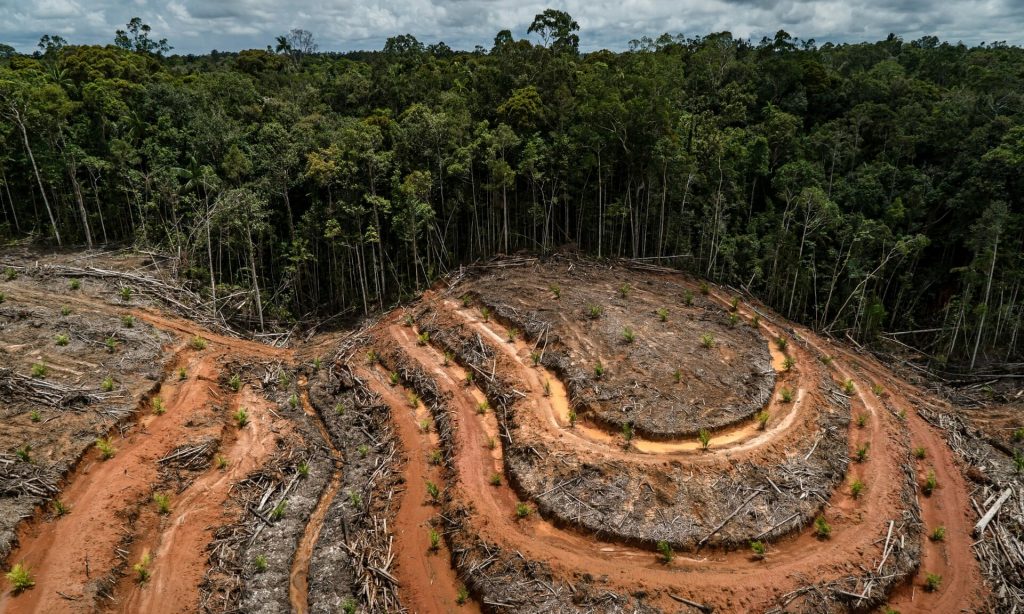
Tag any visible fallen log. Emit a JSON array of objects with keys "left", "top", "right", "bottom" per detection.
[{"left": 974, "top": 487, "right": 1013, "bottom": 537}]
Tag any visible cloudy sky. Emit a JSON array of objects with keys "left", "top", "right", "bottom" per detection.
[{"left": 1, "top": 0, "right": 1022, "bottom": 54}]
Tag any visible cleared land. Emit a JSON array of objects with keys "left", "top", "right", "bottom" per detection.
[{"left": 0, "top": 251, "right": 1011, "bottom": 613}]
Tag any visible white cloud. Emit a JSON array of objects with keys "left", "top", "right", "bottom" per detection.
[{"left": 0, "top": 0, "right": 1021, "bottom": 54}]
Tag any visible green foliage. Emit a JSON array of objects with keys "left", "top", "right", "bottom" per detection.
[
  {"left": 699, "top": 282, "right": 709, "bottom": 296},
  {"left": 621, "top": 421, "right": 634, "bottom": 443},
  {"left": 389, "top": 371, "right": 399, "bottom": 385},
  {"left": 341, "top": 599, "right": 357, "bottom": 614},
  {"left": 850, "top": 479, "right": 864, "bottom": 498},
  {"left": 489, "top": 472, "right": 502, "bottom": 486},
  {"left": 622, "top": 327, "right": 635, "bottom": 343},
  {"left": 855, "top": 443, "right": 869, "bottom": 462},
  {"left": 253, "top": 554, "right": 268, "bottom": 572},
  {"left": 480, "top": 307, "right": 490, "bottom": 322},
  {"left": 456, "top": 586, "right": 470, "bottom": 605},
  {"left": 756, "top": 411, "right": 770, "bottom": 430},
  {"left": 215, "top": 455, "right": 229, "bottom": 470},
  {"left": 586, "top": 304, "right": 603, "bottom": 319},
  {"left": 96, "top": 437, "right": 116, "bottom": 459},
  {"left": 783, "top": 356, "right": 796, "bottom": 371},
  {"left": 120, "top": 286, "right": 132, "bottom": 301},
  {"left": 425, "top": 480, "right": 440, "bottom": 502},
  {"left": 357, "top": 444, "right": 369, "bottom": 458},
  {"left": 288, "top": 393, "right": 298, "bottom": 408},
  {"left": 656, "top": 540, "right": 673, "bottom": 564},
  {"left": 922, "top": 470, "right": 938, "bottom": 495},
  {"left": 51, "top": 499, "right": 69, "bottom": 516},
  {"left": 843, "top": 379, "right": 855, "bottom": 395},
  {"left": 5, "top": 563, "right": 33, "bottom": 592},
  {"left": 698, "top": 428, "right": 711, "bottom": 450},
  {"left": 105, "top": 336, "right": 117, "bottom": 353},
  {"left": 682, "top": 291, "right": 694, "bottom": 307},
  {"left": 775, "top": 336, "right": 788, "bottom": 351},
  {"left": 924, "top": 573, "right": 942, "bottom": 592},
  {"left": 657, "top": 307, "right": 668, "bottom": 322},
  {"left": 814, "top": 515, "right": 831, "bottom": 539},
  {"left": 672, "top": 369, "right": 682, "bottom": 383},
  {"left": 476, "top": 400, "right": 489, "bottom": 415},
  {"left": 153, "top": 493, "right": 171, "bottom": 514},
  {"left": 856, "top": 413, "right": 867, "bottom": 428},
  {"left": 121, "top": 314, "right": 134, "bottom": 328},
  {"left": 133, "top": 552, "right": 152, "bottom": 584},
  {"left": 700, "top": 333, "right": 715, "bottom": 349},
  {"left": 593, "top": 361, "right": 604, "bottom": 378},
  {"left": 428, "top": 529, "right": 440, "bottom": 551},
  {"left": 55, "top": 333, "right": 69, "bottom": 346},
  {"left": 930, "top": 526, "right": 946, "bottom": 542},
  {"left": 549, "top": 284, "right": 561, "bottom": 299},
  {"left": 68, "top": 278, "right": 80, "bottom": 290},
  {"left": 30, "top": 362, "right": 47, "bottom": 378},
  {"left": 297, "top": 461, "right": 310, "bottom": 478},
  {"left": 913, "top": 446, "right": 926, "bottom": 459},
  {"left": 178, "top": 367, "right": 187, "bottom": 380},
  {"left": 4, "top": 267, "right": 17, "bottom": 281},
  {"left": 619, "top": 283, "right": 631, "bottom": 299},
  {"left": 270, "top": 500, "right": 287, "bottom": 520},
  {"left": 190, "top": 336, "right": 207, "bottom": 350},
  {"left": 151, "top": 396, "right": 165, "bottom": 415},
  {"left": 530, "top": 351, "right": 541, "bottom": 366},
  {"left": 515, "top": 502, "right": 532, "bottom": 519},
  {"left": 29, "top": 410, "right": 41, "bottom": 423},
  {"left": 750, "top": 540, "right": 766, "bottom": 558},
  {"left": 228, "top": 374, "right": 242, "bottom": 392},
  {"left": 417, "top": 331, "right": 429, "bottom": 346},
  {"left": 780, "top": 387, "right": 794, "bottom": 403},
  {"left": 234, "top": 408, "right": 249, "bottom": 427},
  {"left": 15, "top": 445, "right": 31, "bottom": 463}
]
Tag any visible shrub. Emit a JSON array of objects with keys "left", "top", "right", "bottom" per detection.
[
  {"left": 121, "top": 315, "right": 134, "bottom": 328},
  {"left": 856, "top": 414, "right": 867, "bottom": 428},
  {"left": 254, "top": 555, "right": 268, "bottom": 572},
  {"left": 489, "top": 473, "right": 502, "bottom": 486},
  {"left": 622, "top": 327, "right": 635, "bottom": 343},
  {"left": 55, "top": 333, "right": 69, "bottom": 346},
  {"left": 698, "top": 428, "right": 712, "bottom": 451},
  {"left": 913, "top": 447, "right": 926, "bottom": 459},
  {"left": 133, "top": 552, "right": 152, "bottom": 583},
  {"left": 29, "top": 410, "right": 41, "bottom": 423},
  {"left": 814, "top": 515, "right": 831, "bottom": 538},
  {"left": 780, "top": 387, "right": 794, "bottom": 403},
  {"left": 68, "top": 278, "right": 80, "bottom": 290},
  {"left": 515, "top": 502, "right": 532, "bottom": 519},
  {"left": 593, "top": 362, "right": 604, "bottom": 378},
  {"left": 549, "top": 284, "right": 561, "bottom": 299},
  {"left": 656, "top": 540, "right": 673, "bottom": 564},
  {"left": 756, "top": 411, "right": 770, "bottom": 430},
  {"left": 60, "top": 305, "right": 71, "bottom": 316},
  {"left": 428, "top": 529, "right": 441, "bottom": 551},
  {"left": 5, "top": 563, "right": 33, "bottom": 592},
  {"left": 480, "top": 306, "right": 491, "bottom": 322},
  {"left": 843, "top": 379, "right": 855, "bottom": 395},
  {"left": 456, "top": 586, "right": 469, "bottom": 605},
  {"left": 750, "top": 540, "right": 766, "bottom": 559},
  {"left": 228, "top": 374, "right": 241, "bottom": 392},
  {"left": 586, "top": 304, "right": 603, "bottom": 319},
  {"left": 270, "top": 500, "right": 287, "bottom": 521},
  {"left": 30, "top": 362, "right": 47, "bottom": 378},
  {"left": 619, "top": 283, "right": 631, "bottom": 298},
  {"left": 855, "top": 443, "right": 869, "bottom": 463},
  {"left": 783, "top": 356, "right": 796, "bottom": 371},
  {"left": 120, "top": 286, "right": 132, "bottom": 301},
  {"left": 234, "top": 408, "right": 249, "bottom": 427},
  {"left": 922, "top": 470, "right": 937, "bottom": 495},
  {"left": 190, "top": 335, "right": 207, "bottom": 350},
  {"left": 96, "top": 437, "right": 116, "bottom": 459},
  {"left": 924, "top": 573, "right": 942, "bottom": 592},
  {"left": 426, "top": 481, "right": 440, "bottom": 502},
  {"left": 683, "top": 290, "right": 694, "bottom": 306},
  {"left": 151, "top": 397, "right": 165, "bottom": 415},
  {"left": 930, "top": 526, "right": 946, "bottom": 542},
  {"left": 850, "top": 479, "right": 864, "bottom": 498},
  {"left": 153, "top": 493, "right": 171, "bottom": 514},
  {"left": 297, "top": 461, "right": 310, "bottom": 478},
  {"left": 700, "top": 333, "right": 715, "bottom": 349},
  {"left": 657, "top": 307, "right": 668, "bottom": 322}
]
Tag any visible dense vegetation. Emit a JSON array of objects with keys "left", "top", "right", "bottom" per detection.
[{"left": 0, "top": 13, "right": 1021, "bottom": 370}]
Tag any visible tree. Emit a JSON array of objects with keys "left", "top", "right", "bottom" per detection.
[
  {"left": 275, "top": 29, "right": 317, "bottom": 65},
  {"left": 114, "top": 18, "right": 171, "bottom": 55},
  {"left": 528, "top": 10, "right": 580, "bottom": 53}
]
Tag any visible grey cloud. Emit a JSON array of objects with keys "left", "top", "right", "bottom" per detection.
[{"left": 0, "top": 0, "right": 1021, "bottom": 55}]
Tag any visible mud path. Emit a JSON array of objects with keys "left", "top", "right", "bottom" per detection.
[
  {"left": 374, "top": 288, "right": 972, "bottom": 611},
  {"left": 359, "top": 365, "right": 481, "bottom": 614},
  {"left": 288, "top": 379, "right": 344, "bottom": 614}
]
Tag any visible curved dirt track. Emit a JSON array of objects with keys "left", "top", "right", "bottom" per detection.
[{"left": 363, "top": 276, "right": 988, "bottom": 612}]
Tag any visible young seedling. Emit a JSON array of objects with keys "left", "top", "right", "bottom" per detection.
[
  {"left": 349, "top": 491, "right": 363, "bottom": 507},
  {"left": 68, "top": 278, "right": 80, "bottom": 290},
  {"left": 699, "top": 282, "right": 709, "bottom": 295},
  {"left": 850, "top": 479, "right": 864, "bottom": 499},
  {"left": 215, "top": 455, "right": 229, "bottom": 470},
  {"left": 55, "top": 333, "right": 69, "bottom": 346},
  {"left": 586, "top": 304, "right": 603, "bottom": 319},
  {"left": 60, "top": 305, "right": 71, "bottom": 316},
  {"left": 461, "top": 294, "right": 472, "bottom": 307},
  {"left": 619, "top": 283, "right": 631, "bottom": 299},
  {"left": 100, "top": 376, "right": 115, "bottom": 392},
  {"left": 698, "top": 428, "right": 712, "bottom": 451},
  {"left": 486, "top": 437, "right": 497, "bottom": 450},
  {"left": 29, "top": 410, "right": 41, "bottom": 423},
  {"left": 419, "top": 418, "right": 431, "bottom": 432},
  {"left": 121, "top": 315, "right": 134, "bottom": 328},
  {"left": 700, "top": 333, "right": 715, "bottom": 349},
  {"left": 775, "top": 337, "right": 788, "bottom": 351},
  {"left": 429, "top": 449, "right": 443, "bottom": 465},
  {"left": 727, "top": 313, "right": 740, "bottom": 328},
  {"left": 855, "top": 443, "right": 869, "bottom": 463},
  {"left": 365, "top": 350, "right": 378, "bottom": 365},
  {"left": 389, "top": 371, "right": 399, "bottom": 386},
  {"left": 730, "top": 297, "right": 739, "bottom": 312},
  {"left": 476, "top": 400, "right": 489, "bottom": 415},
  {"left": 120, "top": 286, "right": 133, "bottom": 301},
  {"left": 913, "top": 447, "right": 926, "bottom": 459},
  {"left": 234, "top": 408, "right": 249, "bottom": 427},
  {"left": 443, "top": 351, "right": 454, "bottom": 366},
  {"left": 153, "top": 493, "right": 171, "bottom": 514},
  {"left": 15, "top": 445, "right": 31, "bottom": 463},
  {"left": 621, "top": 422, "right": 634, "bottom": 444},
  {"left": 96, "top": 437, "right": 116, "bottom": 459},
  {"left": 105, "top": 336, "right": 117, "bottom": 353},
  {"left": 426, "top": 481, "right": 440, "bottom": 502},
  {"left": 178, "top": 367, "right": 187, "bottom": 380},
  {"left": 403, "top": 313, "right": 414, "bottom": 327},
  {"left": 409, "top": 393, "right": 421, "bottom": 409},
  {"left": 357, "top": 444, "right": 369, "bottom": 458},
  {"left": 672, "top": 369, "right": 682, "bottom": 383},
  {"left": 814, "top": 515, "right": 831, "bottom": 539},
  {"left": 1015, "top": 452, "right": 1024, "bottom": 474},
  {"left": 656, "top": 540, "right": 673, "bottom": 564},
  {"left": 133, "top": 552, "right": 152, "bottom": 583},
  {"left": 756, "top": 411, "right": 770, "bottom": 430},
  {"left": 51, "top": 499, "right": 69, "bottom": 516},
  {"left": 312, "top": 357, "right": 322, "bottom": 371},
  {"left": 896, "top": 409, "right": 907, "bottom": 421},
  {"left": 253, "top": 554, "right": 268, "bottom": 572},
  {"left": 190, "top": 335, "right": 207, "bottom": 350},
  {"left": 751, "top": 314, "right": 760, "bottom": 327},
  {"left": 335, "top": 403, "right": 346, "bottom": 415},
  {"left": 780, "top": 387, "right": 794, "bottom": 403},
  {"left": 151, "top": 397, "right": 165, "bottom": 415},
  {"left": 871, "top": 383, "right": 885, "bottom": 396},
  {"left": 1014, "top": 428, "right": 1024, "bottom": 443},
  {"left": 0, "top": 292, "right": 5, "bottom": 304},
  {"left": 489, "top": 472, "right": 502, "bottom": 486},
  {"left": 506, "top": 328, "right": 518, "bottom": 342},
  {"left": 417, "top": 331, "right": 430, "bottom": 346},
  {"left": 270, "top": 500, "right": 287, "bottom": 521},
  {"left": 465, "top": 371, "right": 474, "bottom": 385},
  {"left": 341, "top": 599, "right": 357, "bottom": 614},
  {"left": 930, "top": 526, "right": 946, "bottom": 542},
  {"left": 549, "top": 284, "right": 561, "bottom": 299},
  {"left": 856, "top": 413, "right": 867, "bottom": 428},
  {"left": 289, "top": 393, "right": 299, "bottom": 409},
  {"left": 750, "top": 540, "right": 766, "bottom": 559},
  {"left": 515, "top": 502, "right": 532, "bottom": 519},
  {"left": 543, "top": 380, "right": 551, "bottom": 396},
  {"left": 922, "top": 470, "right": 938, "bottom": 496},
  {"left": 428, "top": 529, "right": 441, "bottom": 552},
  {"left": 843, "top": 379, "right": 855, "bottom": 395},
  {"left": 480, "top": 306, "right": 491, "bottom": 322},
  {"left": 297, "top": 461, "right": 310, "bottom": 478},
  {"left": 783, "top": 356, "right": 796, "bottom": 371},
  {"left": 530, "top": 351, "right": 541, "bottom": 366},
  {"left": 622, "top": 327, "right": 635, "bottom": 343},
  {"left": 30, "top": 362, "right": 47, "bottom": 378},
  {"left": 5, "top": 563, "right": 33, "bottom": 592},
  {"left": 456, "top": 586, "right": 470, "bottom": 605},
  {"left": 683, "top": 290, "right": 694, "bottom": 306},
  {"left": 593, "top": 362, "right": 604, "bottom": 378},
  {"left": 924, "top": 573, "right": 942, "bottom": 592},
  {"left": 228, "top": 374, "right": 241, "bottom": 392},
  {"left": 278, "top": 371, "right": 291, "bottom": 387},
  {"left": 656, "top": 307, "right": 668, "bottom": 322},
  {"left": 567, "top": 409, "right": 577, "bottom": 427},
  {"left": 820, "top": 355, "right": 833, "bottom": 366}
]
